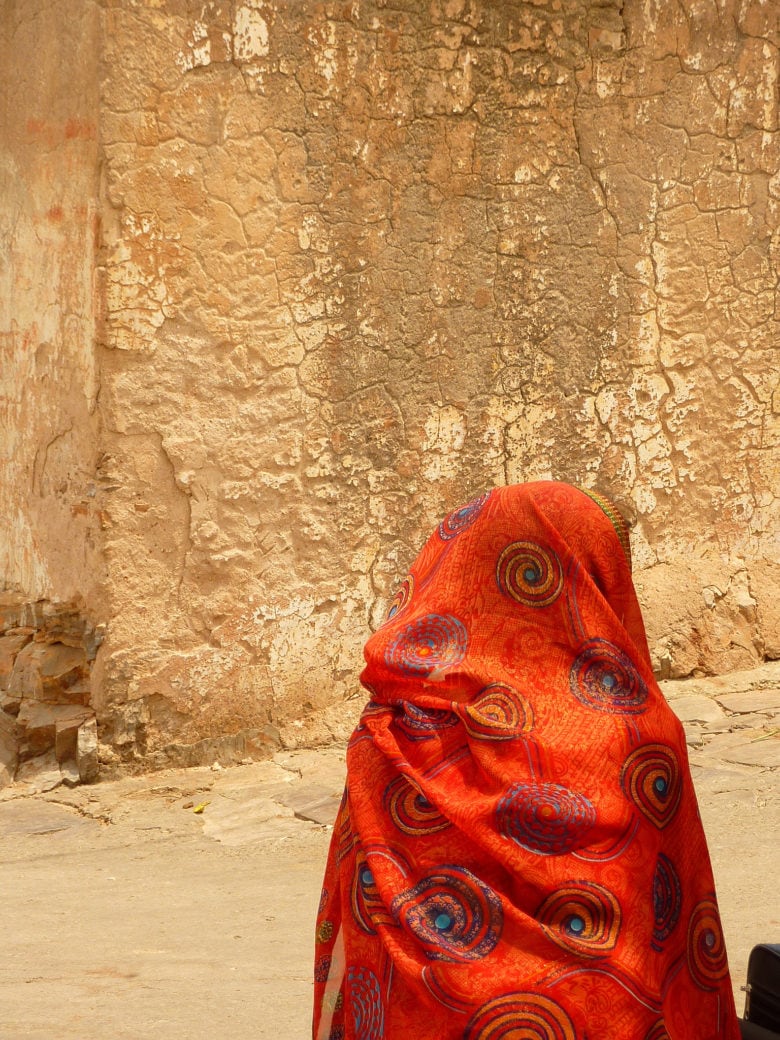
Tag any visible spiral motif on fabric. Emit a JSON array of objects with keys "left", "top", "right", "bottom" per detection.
[
  {"left": 497, "top": 781, "right": 596, "bottom": 855},
  {"left": 643, "top": 1023, "right": 671, "bottom": 1040},
  {"left": 386, "top": 574, "right": 414, "bottom": 621},
  {"left": 395, "top": 702, "right": 461, "bottom": 742},
  {"left": 351, "top": 852, "right": 393, "bottom": 934},
  {"left": 391, "top": 866, "right": 503, "bottom": 962},
  {"left": 465, "top": 993, "right": 576, "bottom": 1040},
  {"left": 652, "top": 854, "right": 682, "bottom": 950},
  {"left": 438, "top": 492, "right": 491, "bottom": 540},
  {"left": 621, "top": 744, "right": 681, "bottom": 828},
  {"left": 496, "top": 541, "right": 564, "bottom": 608},
  {"left": 384, "top": 776, "right": 451, "bottom": 836},
  {"left": 314, "top": 954, "right": 332, "bottom": 982},
  {"left": 461, "top": 683, "right": 534, "bottom": 741},
  {"left": 385, "top": 614, "right": 468, "bottom": 677},
  {"left": 687, "top": 898, "right": 729, "bottom": 990},
  {"left": 537, "top": 881, "right": 621, "bottom": 957},
  {"left": 569, "top": 638, "right": 648, "bottom": 714},
  {"left": 347, "top": 965, "right": 385, "bottom": 1040}
]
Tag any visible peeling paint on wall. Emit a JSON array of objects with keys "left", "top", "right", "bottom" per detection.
[{"left": 2, "top": 0, "right": 779, "bottom": 771}]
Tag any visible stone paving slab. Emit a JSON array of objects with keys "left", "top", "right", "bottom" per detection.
[
  {"left": 0, "top": 666, "right": 778, "bottom": 1038},
  {"left": 715, "top": 688, "right": 780, "bottom": 714},
  {"left": 661, "top": 662, "right": 780, "bottom": 775}
]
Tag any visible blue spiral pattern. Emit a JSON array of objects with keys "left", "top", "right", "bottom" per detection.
[
  {"left": 351, "top": 852, "right": 393, "bottom": 934},
  {"left": 348, "top": 965, "right": 385, "bottom": 1040},
  {"left": 392, "top": 866, "right": 503, "bottom": 962},
  {"left": 497, "top": 781, "right": 596, "bottom": 855},
  {"left": 569, "top": 638, "right": 648, "bottom": 714},
  {"left": 537, "top": 881, "right": 621, "bottom": 956},
  {"left": 395, "top": 702, "right": 461, "bottom": 742},
  {"left": 621, "top": 744, "right": 681, "bottom": 828},
  {"left": 438, "top": 492, "right": 491, "bottom": 540},
  {"left": 461, "top": 682, "right": 534, "bottom": 741},
  {"left": 687, "top": 898, "right": 728, "bottom": 991},
  {"left": 652, "top": 854, "right": 682, "bottom": 950},
  {"left": 385, "top": 614, "right": 468, "bottom": 677},
  {"left": 496, "top": 541, "right": 564, "bottom": 608},
  {"left": 384, "top": 776, "right": 451, "bottom": 835}
]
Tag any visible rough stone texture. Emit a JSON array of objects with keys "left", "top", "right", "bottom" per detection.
[
  {"left": 2, "top": 0, "right": 780, "bottom": 767},
  {"left": 0, "top": 595, "right": 101, "bottom": 787},
  {"left": 0, "top": 710, "right": 16, "bottom": 788},
  {"left": 661, "top": 659, "right": 780, "bottom": 770}
]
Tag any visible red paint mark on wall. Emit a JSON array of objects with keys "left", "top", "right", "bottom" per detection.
[
  {"left": 46, "top": 206, "right": 64, "bottom": 222},
  {"left": 26, "top": 117, "right": 96, "bottom": 141},
  {"left": 64, "top": 118, "right": 96, "bottom": 140}
]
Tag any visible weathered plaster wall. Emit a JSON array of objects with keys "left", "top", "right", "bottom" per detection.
[
  {"left": 3, "top": 0, "right": 779, "bottom": 774},
  {"left": 1, "top": 0, "right": 103, "bottom": 602},
  {"left": 96, "top": 0, "right": 780, "bottom": 765},
  {"left": 0, "top": 2, "right": 104, "bottom": 783}
]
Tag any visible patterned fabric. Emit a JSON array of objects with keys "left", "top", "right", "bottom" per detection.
[{"left": 312, "top": 482, "right": 739, "bottom": 1040}]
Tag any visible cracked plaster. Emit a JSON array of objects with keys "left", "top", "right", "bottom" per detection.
[{"left": 2, "top": 0, "right": 779, "bottom": 768}]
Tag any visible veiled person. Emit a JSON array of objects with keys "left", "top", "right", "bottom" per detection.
[{"left": 313, "top": 482, "right": 740, "bottom": 1040}]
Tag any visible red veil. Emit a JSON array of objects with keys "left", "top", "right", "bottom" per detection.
[{"left": 313, "top": 482, "right": 739, "bottom": 1040}]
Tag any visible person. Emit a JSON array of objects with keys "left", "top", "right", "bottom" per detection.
[{"left": 312, "top": 481, "right": 741, "bottom": 1040}]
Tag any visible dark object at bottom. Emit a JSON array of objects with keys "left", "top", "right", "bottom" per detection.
[
  {"left": 744, "top": 944, "right": 780, "bottom": 1035},
  {"left": 741, "top": 1020, "right": 780, "bottom": 1040}
]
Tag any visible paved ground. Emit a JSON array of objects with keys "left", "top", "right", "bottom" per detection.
[{"left": 1, "top": 663, "right": 778, "bottom": 1039}]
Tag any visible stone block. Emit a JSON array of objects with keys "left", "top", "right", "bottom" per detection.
[
  {"left": 753, "top": 559, "right": 780, "bottom": 659},
  {"left": 59, "top": 758, "right": 81, "bottom": 788},
  {"left": 77, "top": 717, "right": 99, "bottom": 783},
  {"left": 55, "top": 717, "right": 81, "bottom": 764},
  {"left": 16, "top": 702, "right": 93, "bottom": 762},
  {"left": 0, "top": 689, "right": 21, "bottom": 717},
  {"left": 8, "top": 643, "right": 43, "bottom": 701},
  {"left": 0, "top": 595, "right": 26, "bottom": 633},
  {"left": 638, "top": 560, "right": 763, "bottom": 679},
  {"left": 9, "top": 641, "right": 90, "bottom": 707},
  {"left": 16, "top": 702, "right": 55, "bottom": 760},
  {"left": 14, "top": 750, "right": 63, "bottom": 793},
  {"left": 0, "top": 710, "right": 17, "bottom": 788},
  {"left": 0, "top": 631, "right": 33, "bottom": 694},
  {"left": 38, "top": 643, "right": 90, "bottom": 704}
]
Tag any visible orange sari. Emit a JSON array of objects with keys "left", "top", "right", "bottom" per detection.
[{"left": 313, "top": 482, "right": 740, "bottom": 1040}]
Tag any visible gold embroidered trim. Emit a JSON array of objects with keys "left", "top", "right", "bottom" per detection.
[{"left": 578, "top": 488, "right": 632, "bottom": 572}]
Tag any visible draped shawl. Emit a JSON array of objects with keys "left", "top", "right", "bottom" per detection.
[{"left": 313, "top": 481, "right": 739, "bottom": 1040}]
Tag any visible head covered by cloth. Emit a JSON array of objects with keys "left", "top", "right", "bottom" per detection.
[{"left": 313, "top": 482, "right": 739, "bottom": 1040}]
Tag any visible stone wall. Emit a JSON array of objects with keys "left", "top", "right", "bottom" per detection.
[{"left": 2, "top": 0, "right": 779, "bottom": 778}]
